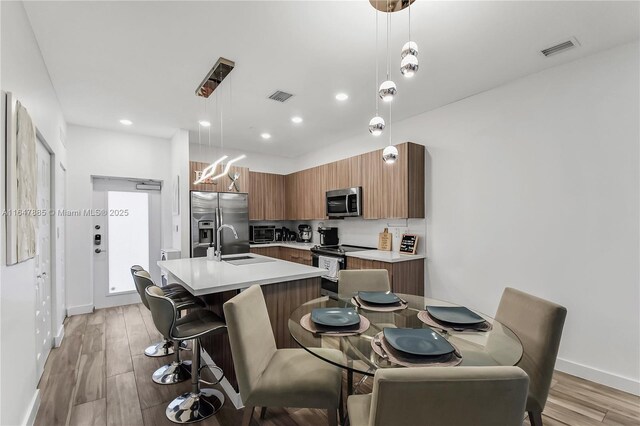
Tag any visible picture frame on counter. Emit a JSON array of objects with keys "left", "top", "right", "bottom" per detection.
[{"left": 399, "top": 234, "right": 418, "bottom": 255}]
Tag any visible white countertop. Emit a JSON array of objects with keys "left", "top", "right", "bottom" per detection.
[
  {"left": 346, "top": 250, "right": 426, "bottom": 263},
  {"left": 249, "top": 242, "right": 315, "bottom": 250},
  {"left": 157, "top": 254, "right": 326, "bottom": 296}
]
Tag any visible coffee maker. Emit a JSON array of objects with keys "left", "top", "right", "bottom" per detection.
[
  {"left": 317, "top": 227, "right": 339, "bottom": 246},
  {"left": 298, "top": 224, "right": 312, "bottom": 243}
]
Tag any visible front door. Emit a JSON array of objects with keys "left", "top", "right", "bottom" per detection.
[
  {"left": 35, "top": 139, "right": 52, "bottom": 380},
  {"left": 92, "top": 178, "right": 161, "bottom": 309}
]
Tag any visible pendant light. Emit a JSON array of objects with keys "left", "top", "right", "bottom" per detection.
[
  {"left": 378, "top": 2, "right": 397, "bottom": 102},
  {"left": 369, "top": 10, "right": 385, "bottom": 136},
  {"left": 400, "top": 1, "right": 419, "bottom": 77},
  {"left": 382, "top": 89, "right": 398, "bottom": 164},
  {"left": 194, "top": 65, "right": 246, "bottom": 184}
]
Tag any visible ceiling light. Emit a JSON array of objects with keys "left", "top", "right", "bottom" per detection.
[
  {"left": 335, "top": 93, "right": 349, "bottom": 101},
  {"left": 401, "top": 41, "right": 419, "bottom": 58},
  {"left": 119, "top": 119, "right": 132, "bottom": 126},
  {"left": 400, "top": 54, "right": 419, "bottom": 78},
  {"left": 291, "top": 116, "right": 303, "bottom": 124},
  {"left": 261, "top": 133, "right": 271, "bottom": 140},
  {"left": 198, "top": 120, "right": 211, "bottom": 127},
  {"left": 378, "top": 80, "right": 397, "bottom": 102},
  {"left": 383, "top": 145, "right": 399, "bottom": 164},
  {"left": 369, "top": 116, "right": 385, "bottom": 136}
]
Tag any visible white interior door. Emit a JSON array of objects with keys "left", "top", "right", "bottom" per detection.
[
  {"left": 92, "top": 178, "right": 162, "bottom": 309},
  {"left": 35, "top": 139, "right": 52, "bottom": 379}
]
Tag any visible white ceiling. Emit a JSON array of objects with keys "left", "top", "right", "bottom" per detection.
[{"left": 24, "top": 1, "right": 639, "bottom": 157}]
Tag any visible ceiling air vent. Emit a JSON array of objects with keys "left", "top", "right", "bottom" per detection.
[
  {"left": 268, "top": 90, "right": 294, "bottom": 102},
  {"left": 541, "top": 37, "right": 580, "bottom": 57}
]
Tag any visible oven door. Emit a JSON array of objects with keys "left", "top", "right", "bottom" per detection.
[
  {"left": 252, "top": 227, "right": 276, "bottom": 243},
  {"left": 312, "top": 253, "right": 344, "bottom": 297}
]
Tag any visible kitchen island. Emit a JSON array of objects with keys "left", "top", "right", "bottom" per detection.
[{"left": 157, "top": 253, "right": 326, "bottom": 404}]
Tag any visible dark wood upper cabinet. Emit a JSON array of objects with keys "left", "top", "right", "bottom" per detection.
[
  {"left": 249, "top": 171, "right": 285, "bottom": 221},
  {"left": 193, "top": 142, "right": 424, "bottom": 221}
]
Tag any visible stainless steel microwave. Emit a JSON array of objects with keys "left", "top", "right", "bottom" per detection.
[
  {"left": 250, "top": 225, "right": 276, "bottom": 243},
  {"left": 326, "top": 187, "right": 362, "bottom": 218}
]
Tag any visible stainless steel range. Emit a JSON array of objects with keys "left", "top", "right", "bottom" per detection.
[{"left": 310, "top": 244, "right": 375, "bottom": 297}]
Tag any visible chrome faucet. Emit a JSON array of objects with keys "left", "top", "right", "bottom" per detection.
[{"left": 215, "top": 224, "right": 238, "bottom": 262}]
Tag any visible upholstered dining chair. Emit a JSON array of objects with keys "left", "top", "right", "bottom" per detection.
[
  {"left": 338, "top": 269, "right": 391, "bottom": 297},
  {"left": 223, "top": 285, "right": 344, "bottom": 426},
  {"left": 347, "top": 366, "right": 529, "bottom": 426},
  {"left": 495, "top": 287, "right": 567, "bottom": 426}
]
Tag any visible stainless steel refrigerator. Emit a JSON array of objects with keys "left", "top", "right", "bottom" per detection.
[{"left": 190, "top": 191, "right": 250, "bottom": 258}]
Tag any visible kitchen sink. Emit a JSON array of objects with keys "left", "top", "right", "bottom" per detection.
[{"left": 224, "top": 256, "right": 276, "bottom": 266}]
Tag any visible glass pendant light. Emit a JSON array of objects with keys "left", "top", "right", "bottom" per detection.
[
  {"left": 382, "top": 145, "right": 399, "bottom": 163},
  {"left": 369, "top": 116, "right": 385, "bottom": 136},
  {"left": 379, "top": 6, "right": 396, "bottom": 102},
  {"left": 369, "top": 10, "right": 385, "bottom": 136},
  {"left": 400, "top": 54, "right": 418, "bottom": 77},
  {"left": 383, "top": 76, "right": 398, "bottom": 164},
  {"left": 401, "top": 3, "right": 419, "bottom": 78}
]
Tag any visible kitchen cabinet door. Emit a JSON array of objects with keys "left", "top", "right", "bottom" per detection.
[
  {"left": 360, "top": 150, "right": 387, "bottom": 219},
  {"left": 249, "top": 171, "right": 265, "bottom": 220},
  {"left": 332, "top": 156, "right": 361, "bottom": 190},
  {"left": 264, "top": 173, "right": 285, "bottom": 220}
]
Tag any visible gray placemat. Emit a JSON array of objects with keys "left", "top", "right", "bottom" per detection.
[
  {"left": 351, "top": 296, "right": 408, "bottom": 312},
  {"left": 300, "top": 313, "right": 371, "bottom": 337},
  {"left": 370, "top": 331, "right": 462, "bottom": 367},
  {"left": 417, "top": 310, "right": 493, "bottom": 332}
]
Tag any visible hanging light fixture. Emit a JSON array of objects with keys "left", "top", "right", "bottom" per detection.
[
  {"left": 382, "top": 84, "right": 398, "bottom": 164},
  {"left": 400, "top": 2, "right": 419, "bottom": 77},
  {"left": 369, "top": 10, "right": 385, "bottom": 136},
  {"left": 193, "top": 60, "right": 246, "bottom": 185},
  {"left": 378, "top": 2, "right": 397, "bottom": 102}
]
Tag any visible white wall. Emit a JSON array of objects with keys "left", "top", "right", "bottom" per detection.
[
  {"left": 171, "top": 130, "right": 190, "bottom": 255},
  {"left": 292, "top": 42, "right": 640, "bottom": 394},
  {"left": 0, "top": 2, "right": 68, "bottom": 425},
  {"left": 65, "top": 125, "right": 173, "bottom": 313}
]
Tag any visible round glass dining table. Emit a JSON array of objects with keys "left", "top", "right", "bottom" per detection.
[{"left": 288, "top": 293, "right": 523, "bottom": 392}]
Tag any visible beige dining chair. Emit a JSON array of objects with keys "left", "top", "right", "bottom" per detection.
[
  {"left": 223, "top": 285, "right": 345, "bottom": 426},
  {"left": 347, "top": 366, "right": 529, "bottom": 426},
  {"left": 495, "top": 287, "right": 567, "bottom": 426},
  {"left": 338, "top": 269, "right": 391, "bottom": 297}
]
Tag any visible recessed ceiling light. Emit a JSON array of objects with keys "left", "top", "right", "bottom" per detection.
[
  {"left": 291, "top": 116, "right": 303, "bottom": 124},
  {"left": 261, "top": 133, "right": 271, "bottom": 140},
  {"left": 335, "top": 93, "right": 349, "bottom": 101},
  {"left": 199, "top": 120, "right": 211, "bottom": 127},
  {"left": 119, "top": 119, "right": 132, "bottom": 126}
]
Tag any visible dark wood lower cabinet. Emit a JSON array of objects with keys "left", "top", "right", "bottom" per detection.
[
  {"left": 347, "top": 257, "right": 425, "bottom": 296},
  {"left": 199, "top": 277, "right": 321, "bottom": 392}
]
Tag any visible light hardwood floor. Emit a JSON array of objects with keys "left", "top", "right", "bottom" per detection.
[{"left": 35, "top": 305, "right": 640, "bottom": 426}]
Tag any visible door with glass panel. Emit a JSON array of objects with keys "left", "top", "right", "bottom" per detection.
[{"left": 92, "top": 177, "right": 161, "bottom": 309}]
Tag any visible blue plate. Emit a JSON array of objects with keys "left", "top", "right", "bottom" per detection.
[
  {"left": 383, "top": 328, "right": 454, "bottom": 356},
  {"left": 311, "top": 308, "right": 361, "bottom": 327},
  {"left": 426, "top": 306, "right": 485, "bottom": 326},
  {"left": 358, "top": 291, "right": 401, "bottom": 305}
]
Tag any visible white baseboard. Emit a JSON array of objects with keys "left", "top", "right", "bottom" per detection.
[
  {"left": 67, "top": 304, "right": 94, "bottom": 316},
  {"left": 21, "top": 389, "right": 40, "bottom": 426},
  {"left": 54, "top": 324, "right": 64, "bottom": 347},
  {"left": 201, "top": 348, "right": 244, "bottom": 409},
  {"left": 555, "top": 357, "right": 640, "bottom": 396}
]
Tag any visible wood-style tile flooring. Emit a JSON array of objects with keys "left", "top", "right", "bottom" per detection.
[{"left": 34, "top": 305, "right": 640, "bottom": 426}]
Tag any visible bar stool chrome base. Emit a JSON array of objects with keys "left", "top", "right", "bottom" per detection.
[
  {"left": 152, "top": 360, "right": 192, "bottom": 384},
  {"left": 165, "top": 388, "right": 224, "bottom": 424},
  {"left": 145, "top": 340, "right": 189, "bottom": 357}
]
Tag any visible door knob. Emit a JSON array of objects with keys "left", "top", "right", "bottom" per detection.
[{"left": 95, "top": 248, "right": 103, "bottom": 253}]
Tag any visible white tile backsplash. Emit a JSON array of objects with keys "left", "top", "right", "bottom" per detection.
[{"left": 251, "top": 218, "right": 426, "bottom": 255}]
